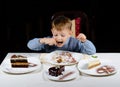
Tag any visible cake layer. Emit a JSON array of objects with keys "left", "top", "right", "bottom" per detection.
[
  {"left": 11, "top": 59, "right": 28, "bottom": 63},
  {"left": 11, "top": 63, "right": 29, "bottom": 68},
  {"left": 88, "top": 60, "right": 101, "bottom": 69},
  {"left": 11, "top": 55, "right": 27, "bottom": 58}
]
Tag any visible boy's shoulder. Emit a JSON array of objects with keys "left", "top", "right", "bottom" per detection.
[
  {"left": 69, "top": 36, "right": 77, "bottom": 40},
  {"left": 69, "top": 36, "right": 79, "bottom": 42}
]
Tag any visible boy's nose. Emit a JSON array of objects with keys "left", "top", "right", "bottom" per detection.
[{"left": 57, "top": 35, "right": 62, "bottom": 39}]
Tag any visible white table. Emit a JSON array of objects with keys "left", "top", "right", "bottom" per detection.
[{"left": 0, "top": 53, "right": 120, "bottom": 87}]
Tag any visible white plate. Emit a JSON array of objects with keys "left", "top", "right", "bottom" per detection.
[
  {"left": 45, "top": 50, "right": 83, "bottom": 66},
  {"left": 77, "top": 59, "right": 117, "bottom": 76},
  {"left": 1, "top": 57, "right": 41, "bottom": 74},
  {"left": 44, "top": 66, "right": 77, "bottom": 81}
]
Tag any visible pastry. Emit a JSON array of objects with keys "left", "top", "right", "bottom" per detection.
[
  {"left": 48, "top": 65, "right": 65, "bottom": 77},
  {"left": 11, "top": 55, "right": 29, "bottom": 68},
  {"left": 88, "top": 59, "right": 101, "bottom": 69}
]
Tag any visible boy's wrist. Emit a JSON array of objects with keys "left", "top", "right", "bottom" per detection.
[
  {"left": 81, "top": 39, "right": 87, "bottom": 43},
  {"left": 39, "top": 38, "right": 44, "bottom": 44}
]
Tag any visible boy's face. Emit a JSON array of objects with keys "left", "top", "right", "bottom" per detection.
[{"left": 51, "top": 28, "right": 72, "bottom": 47}]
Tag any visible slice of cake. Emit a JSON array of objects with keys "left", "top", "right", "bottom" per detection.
[
  {"left": 11, "top": 55, "right": 29, "bottom": 68},
  {"left": 88, "top": 59, "right": 101, "bottom": 69},
  {"left": 48, "top": 65, "right": 65, "bottom": 77}
]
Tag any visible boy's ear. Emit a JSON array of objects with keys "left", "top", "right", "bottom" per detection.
[
  {"left": 51, "top": 29, "right": 53, "bottom": 33},
  {"left": 69, "top": 30, "right": 73, "bottom": 35},
  {"left": 69, "top": 30, "right": 76, "bottom": 37}
]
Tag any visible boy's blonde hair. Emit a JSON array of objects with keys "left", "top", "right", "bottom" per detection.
[{"left": 51, "top": 16, "right": 72, "bottom": 31}]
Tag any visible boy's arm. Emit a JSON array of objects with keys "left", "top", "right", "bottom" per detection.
[
  {"left": 80, "top": 40, "right": 96, "bottom": 55},
  {"left": 27, "top": 38, "right": 44, "bottom": 51}
]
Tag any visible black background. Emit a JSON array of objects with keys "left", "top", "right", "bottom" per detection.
[{"left": 1, "top": 0, "right": 120, "bottom": 63}]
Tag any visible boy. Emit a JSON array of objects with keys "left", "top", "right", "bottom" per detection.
[{"left": 27, "top": 16, "right": 96, "bottom": 55}]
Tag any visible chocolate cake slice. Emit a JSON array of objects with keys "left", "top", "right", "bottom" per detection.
[
  {"left": 10, "top": 55, "right": 29, "bottom": 68},
  {"left": 48, "top": 66, "right": 65, "bottom": 77}
]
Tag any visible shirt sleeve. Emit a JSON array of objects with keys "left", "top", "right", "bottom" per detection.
[
  {"left": 27, "top": 38, "right": 44, "bottom": 51},
  {"left": 79, "top": 40, "right": 96, "bottom": 55}
]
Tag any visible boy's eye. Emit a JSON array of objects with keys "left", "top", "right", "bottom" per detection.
[
  {"left": 61, "top": 34, "right": 65, "bottom": 37},
  {"left": 54, "top": 34, "right": 58, "bottom": 37},
  {"left": 53, "top": 34, "right": 65, "bottom": 37}
]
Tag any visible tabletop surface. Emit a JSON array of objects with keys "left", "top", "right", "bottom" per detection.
[{"left": 0, "top": 52, "right": 120, "bottom": 87}]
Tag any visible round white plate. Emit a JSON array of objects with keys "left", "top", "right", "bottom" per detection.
[
  {"left": 1, "top": 57, "right": 41, "bottom": 74},
  {"left": 45, "top": 50, "right": 83, "bottom": 66},
  {"left": 44, "top": 66, "right": 77, "bottom": 81},
  {"left": 77, "top": 59, "right": 117, "bottom": 76}
]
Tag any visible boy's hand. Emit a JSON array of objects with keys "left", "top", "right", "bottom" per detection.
[
  {"left": 40, "top": 38, "right": 56, "bottom": 46},
  {"left": 76, "top": 33, "right": 87, "bottom": 42}
]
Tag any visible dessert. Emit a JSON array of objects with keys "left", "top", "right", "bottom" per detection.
[
  {"left": 48, "top": 65, "right": 65, "bottom": 77},
  {"left": 52, "top": 51, "right": 76, "bottom": 64},
  {"left": 96, "top": 65, "right": 115, "bottom": 74},
  {"left": 88, "top": 59, "right": 101, "bottom": 69},
  {"left": 10, "top": 55, "right": 29, "bottom": 68}
]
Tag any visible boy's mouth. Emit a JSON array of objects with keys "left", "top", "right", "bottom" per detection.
[{"left": 56, "top": 41, "right": 64, "bottom": 46}]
